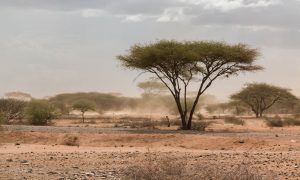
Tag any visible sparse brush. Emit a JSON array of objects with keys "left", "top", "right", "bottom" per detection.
[
  {"left": 62, "top": 135, "right": 80, "bottom": 146},
  {"left": 121, "top": 154, "right": 274, "bottom": 180},
  {"left": 283, "top": 118, "right": 300, "bottom": 126},
  {"left": 192, "top": 121, "right": 212, "bottom": 131},
  {"left": 265, "top": 116, "right": 284, "bottom": 127},
  {"left": 265, "top": 116, "right": 300, "bottom": 127},
  {"left": 124, "top": 120, "right": 156, "bottom": 129},
  {"left": 293, "top": 113, "right": 300, "bottom": 119},
  {"left": 196, "top": 113, "right": 205, "bottom": 120},
  {"left": 122, "top": 154, "right": 186, "bottom": 180},
  {"left": 224, "top": 116, "right": 245, "bottom": 125},
  {"left": 170, "top": 120, "right": 182, "bottom": 126}
]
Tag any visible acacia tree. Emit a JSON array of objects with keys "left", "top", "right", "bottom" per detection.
[
  {"left": 138, "top": 80, "right": 167, "bottom": 97},
  {"left": 118, "top": 40, "right": 262, "bottom": 129},
  {"left": 72, "top": 100, "right": 95, "bottom": 123},
  {"left": 231, "top": 83, "right": 298, "bottom": 118}
]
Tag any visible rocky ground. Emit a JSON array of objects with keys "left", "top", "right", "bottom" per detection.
[
  {"left": 1, "top": 120, "right": 300, "bottom": 180},
  {"left": 1, "top": 145, "right": 300, "bottom": 180}
]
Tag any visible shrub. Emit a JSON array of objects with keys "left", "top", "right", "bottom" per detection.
[
  {"left": 196, "top": 113, "right": 205, "bottom": 120},
  {"left": 0, "top": 99, "right": 27, "bottom": 124},
  {"left": 224, "top": 116, "right": 245, "bottom": 125},
  {"left": 25, "top": 100, "right": 55, "bottom": 125},
  {"left": 62, "top": 135, "right": 80, "bottom": 146},
  {"left": 265, "top": 116, "right": 284, "bottom": 127},
  {"left": 283, "top": 118, "right": 300, "bottom": 126},
  {"left": 265, "top": 116, "right": 300, "bottom": 127},
  {"left": 192, "top": 121, "right": 211, "bottom": 131}
]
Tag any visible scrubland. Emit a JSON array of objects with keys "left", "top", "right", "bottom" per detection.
[{"left": 1, "top": 114, "right": 300, "bottom": 180}]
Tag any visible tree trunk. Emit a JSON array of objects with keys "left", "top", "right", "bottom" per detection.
[
  {"left": 259, "top": 111, "right": 263, "bottom": 118},
  {"left": 174, "top": 97, "right": 187, "bottom": 129},
  {"left": 254, "top": 111, "right": 259, "bottom": 118},
  {"left": 180, "top": 115, "right": 187, "bottom": 130},
  {"left": 187, "top": 118, "right": 192, "bottom": 130}
]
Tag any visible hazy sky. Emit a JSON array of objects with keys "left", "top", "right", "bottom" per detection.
[{"left": 1, "top": 0, "right": 300, "bottom": 100}]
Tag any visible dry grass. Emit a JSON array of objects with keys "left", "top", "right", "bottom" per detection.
[
  {"left": 192, "top": 120, "right": 212, "bottom": 131},
  {"left": 284, "top": 118, "right": 300, "bottom": 126},
  {"left": 61, "top": 135, "right": 80, "bottom": 146},
  {"left": 121, "top": 153, "right": 275, "bottom": 180},
  {"left": 122, "top": 153, "right": 186, "bottom": 180},
  {"left": 224, "top": 116, "right": 245, "bottom": 126},
  {"left": 265, "top": 116, "right": 300, "bottom": 127}
]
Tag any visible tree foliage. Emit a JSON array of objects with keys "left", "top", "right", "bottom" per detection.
[
  {"left": 118, "top": 40, "right": 262, "bottom": 129},
  {"left": 231, "top": 83, "right": 298, "bottom": 117},
  {"left": 49, "top": 92, "right": 138, "bottom": 114},
  {"left": 0, "top": 99, "right": 27, "bottom": 123},
  {"left": 4, "top": 91, "right": 32, "bottom": 101},
  {"left": 72, "top": 100, "right": 95, "bottom": 123},
  {"left": 138, "top": 80, "right": 167, "bottom": 97},
  {"left": 25, "top": 100, "right": 55, "bottom": 125}
]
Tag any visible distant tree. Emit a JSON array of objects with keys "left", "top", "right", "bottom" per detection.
[
  {"left": 231, "top": 83, "right": 298, "bottom": 118},
  {"left": 205, "top": 103, "right": 231, "bottom": 115},
  {"left": 227, "top": 101, "right": 249, "bottom": 115},
  {"left": 118, "top": 40, "right": 262, "bottom": 129},
  {"left": 0, "top": 99, "right": 27, "bottom": 123},
  {"left": 72, "top": 100, "right": 95, "bottom": 123},
  {"left": 49, "top": 92, "right": 138, "bottom": 114},
  {"left": 5, "top": 91, "right": 32, "bottom": 101},
  {"left": 25, "top": 100, "right": 55, "bottom": 125},
  {"left": 51, "top": 101, "right": 71, "bottom": 116},
  {"left": 138, "top": 80, "right": 167, "bottom": 97}
]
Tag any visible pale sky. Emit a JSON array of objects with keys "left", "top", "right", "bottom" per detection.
[{"left": 0, "top": 0, "right": 300, "bottom": 100}]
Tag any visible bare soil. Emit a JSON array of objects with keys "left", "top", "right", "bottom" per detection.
[{"left": 1, "top": 118, "right": 300, "bottom": 179}]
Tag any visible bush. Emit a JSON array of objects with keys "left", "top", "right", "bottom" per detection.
[
  {"left": 62, "top": 135, "right": 80, "bottom": 146},
  {"left": 0, "top": 99, "right": 27, "bottom": 124},
  {"left": 25, "top": 100, "right": 55, "bottom": 125},
  {"left": 265, "top": 116, "right": 284, "bottom": 127},
  {"left": 192, "top": 121, "right": 211, "bottom": 131},
  {"left": 283, "top": 118, "right": 300, "bottom": 126},
  {"left": 196, "top": 113, "right": 205, "bottom": 120},
  {"left": 265, "top": 116, "right": 300, "bottom": 127},
  {"left": 224, "top": 116, "right": 245, "bottom": 125}
]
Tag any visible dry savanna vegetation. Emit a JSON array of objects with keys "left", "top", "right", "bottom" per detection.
[{"left": 1, "top": 40, "right": 300, "bottom": 180}]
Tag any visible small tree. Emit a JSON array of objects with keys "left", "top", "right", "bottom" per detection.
[
  {"left": 0, "top": 99, "right": 27, "bottom": 123},
  {"left": 227, "top": 101, "right": 249, "bottom": 115},
  {"left": 25, "top": 100, "right": 55, "bottom": 125},
  {"left": 72, "top": 100, "right": 95, "bottom": 123},
  {"left": 231, "top": 83, "right": 298, "bottom": 118},
  {"left": 118, "top": 40, "right": 262, "bottom": 129}
]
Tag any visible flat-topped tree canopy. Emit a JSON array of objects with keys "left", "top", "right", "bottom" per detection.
[
  {"left": 231, "top": 83, "right": 298, "bottom": 118},
  {"left": 118, "top": 40, "right": 262, "bottom": 130}
]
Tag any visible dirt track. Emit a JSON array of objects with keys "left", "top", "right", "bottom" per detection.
[{"left": 3, "top": 125, "right": 300, "bottom": 142}]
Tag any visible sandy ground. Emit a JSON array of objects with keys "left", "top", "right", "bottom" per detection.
[{"left": 1, "top": 118, "right": 300, "bottom": 179}]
